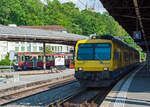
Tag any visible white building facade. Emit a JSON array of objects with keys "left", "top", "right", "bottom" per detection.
[{"left": 0, "top": 41, "right": 73, "bottom": 61}]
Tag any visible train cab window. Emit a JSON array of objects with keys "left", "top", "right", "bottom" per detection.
[
  {"left": 77, "top": 44, "right": 94, "bottom": 60},
  {"left": 95, "top": 44, "right": 111, "bottom": 60},
  {"left": 77, "top": 43, "right": 111, "bottom": 60}
]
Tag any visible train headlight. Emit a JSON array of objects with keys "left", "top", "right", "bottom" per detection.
[
  {"left": 104, "top": 67, "right": 109, "bottom": 71},
  {"left": 78, "top": 67, "right": 83, "bottom": 71}
]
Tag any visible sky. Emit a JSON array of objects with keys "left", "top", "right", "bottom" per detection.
[{"left": 41, "top": 0, "right": 106, "bottom": 13}]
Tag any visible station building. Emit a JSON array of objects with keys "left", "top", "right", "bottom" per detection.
[{"left": 0, "top": 25, "right": 73, "bottom": 60}]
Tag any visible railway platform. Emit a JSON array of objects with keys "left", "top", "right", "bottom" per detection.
[
  {"left": 0, "top": 69, "right": 74, "bottom": 95},
  {"left": 101, "top": 63, "right": 150, "bottom": 107}
]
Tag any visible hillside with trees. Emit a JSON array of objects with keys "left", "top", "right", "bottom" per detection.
[
  {"left": 0, "top": 0, "right": 129, "bottom": 36},
  {"left": 0, "top": 0, "right": 145, "bottom": 60}
]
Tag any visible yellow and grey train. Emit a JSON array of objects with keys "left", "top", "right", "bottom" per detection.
[{"left": 75, "top": 35, "right": 139, "bottom": 87}]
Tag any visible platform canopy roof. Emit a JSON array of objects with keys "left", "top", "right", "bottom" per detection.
[
  {"left": 0, "top": 25, "right": 88, "bottom": 45},
  {"left": 100, "top": 0, "right": 150, "bottom": 52}
]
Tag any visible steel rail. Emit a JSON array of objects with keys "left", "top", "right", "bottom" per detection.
[
  {"left": 47, "top": 88, "right": 86, "bottom": 107},
  {"left": 0, "top": 77, "right": 76, "bottom": 106}
]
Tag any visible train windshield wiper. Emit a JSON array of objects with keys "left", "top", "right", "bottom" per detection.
[{"left": 95, "top": 55, "right": 103, "bottom": 64}]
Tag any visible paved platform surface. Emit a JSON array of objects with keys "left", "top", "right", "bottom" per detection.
[
  {"left": 101, "top": 63, "right": 150, "bottom": 107},
  {"left": 0, "top": 69, "right": 74, "bottom": 91}
]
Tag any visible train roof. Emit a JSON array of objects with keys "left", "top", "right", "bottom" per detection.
[
  {"left": 77, "top": 35, "right": 138, "bottom": 52},
  {"left": 100, "top": 35, "right": 138, "bottom": 52}
]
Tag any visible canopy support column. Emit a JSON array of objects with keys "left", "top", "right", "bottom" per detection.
[{"left": 43, "top": 42, "right": 46, "bottom": 70}]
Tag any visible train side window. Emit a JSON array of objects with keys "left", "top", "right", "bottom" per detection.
[
  {"left": 119, "top": 52, "right": 122, "bottom": 61},
  {"left": 114, "top": 51, "right": 119, "bottom": 60},
  {"left": 22, "top": 56, "right": 24, "bottom": 61},
  {"left": 49, "top": 56, "right": 51, "bottom": 61},
  {"left": 38, "top": 56, "right": 43, "bottom": 62},
  {"left": 65, "top": 56, "right": 68, "bottom": 59},
  {"left": 124, "top": 52, "right": 128, "bottom": 61},
  {"left": 130, "top": 52, "right": 133, "bottom": 62},
  {"left": 51, "top": 56, "right": 54, "bottom": 60},
  {"left": 19, "top": 56, "right": 22, "bottom": 61},
  {"left": 25, "top": 56, "right": 32, "bottom": 62},
  {"left": 46, "top": 56, "right": 52, "bottom": 61},
  {"left": 50, "top": 56, "right": 52, "bottom": 61},
  {"left": 46, "top": 56, "right": 48, "bottom": 61}
]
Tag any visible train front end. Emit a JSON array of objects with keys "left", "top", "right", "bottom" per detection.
[{"left": 75, "top": 38, "right": 113, "bottom": 87}]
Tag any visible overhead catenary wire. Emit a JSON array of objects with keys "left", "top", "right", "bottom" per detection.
[
  {"left": 78, "top": 0, "right": 88, "bottom": 10},
  {"left": 133, "top": 0, "right": 149, "bottom": 51}
]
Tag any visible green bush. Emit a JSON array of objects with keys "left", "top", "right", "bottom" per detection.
[{"left": 0, "top": 55, "right": 11, "bottom": 66}]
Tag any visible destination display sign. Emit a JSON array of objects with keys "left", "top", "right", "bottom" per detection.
[{"left": 133, "top": 31, "right": 142, "bottom": 40}]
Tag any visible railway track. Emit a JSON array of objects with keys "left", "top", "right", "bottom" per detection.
[
  {"left": 1, "top": 64, "right": 144, "bottom": 107},
  {"left": 0, "top": 76, "right": 78, "bottom": 106},
  {"left": 47, "top": 87, "right": 112, "bottom": 107},
  {"left": 47, "top": 64, "right": 143, "bottom": 107}
]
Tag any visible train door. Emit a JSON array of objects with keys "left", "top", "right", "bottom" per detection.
[
  {"left": 113, "top": 47, "right": 119, "bottom": 70},
  {"left": 119, "top": 48, "right": 122, "bottom": 67},
  {"left": 18, "top": 55, "right": 23, "bottom": 67},
  {"left": 33, "top": 56, "right": 37, "bottom": 68}
]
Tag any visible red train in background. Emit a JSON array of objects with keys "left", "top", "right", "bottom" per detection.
[{"left": 13, "top": 52, "right": 74, "bottom": 71}]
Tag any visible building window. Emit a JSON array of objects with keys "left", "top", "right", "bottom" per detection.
[
  {"left": 60, "top": 46, "right": 62, "bottom": 52},
  {"left": 33, "top": 46, "right": 37, "bottom": 52},
  {"left": 21, "top": 47, "right": 25, "bottom": 52},
  {"left": 15, "top": 47, "right": 19, "bottom": 52},
  {"left": 27, "top": 42, "right": 31, "bottom": 45},
  {"left": 27, "top": 46, "right": 31, "bottom": 52},
  {"left": 67, "top": 46, "right": 68, "bottom": 52},
  {"left": 52, "top": 46, "right": 54, "bottom": 51},
  {"left": 56, "top": 46, "right": 58, "bottom": 52},
  {"left": 21, "top": 42, "right": 25, "bottom": 44},
  {"left": 58, "top": 46, "right": 62, "bottom": 52},
  {"left": 57, "top": 46, "right": 59, "bottom": 52},
  {"left": 49, "top": 46, "right": 52, "bottom": 51},
  {"left": 15, "top": 42, "right": 19, "bottom": 44},
  {"left": 39, "top": 47, "right": 43, "bottom": 51},
  {"left": 54, "top": 46, "right": 56, "bottom": 51}
]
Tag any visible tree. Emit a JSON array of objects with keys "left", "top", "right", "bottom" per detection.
[
  {"left": 45, "top": 46, "right": 53, "bottom": 54},
  {"left": 0, "top": 0, "right": 24, "bottom": 25}
]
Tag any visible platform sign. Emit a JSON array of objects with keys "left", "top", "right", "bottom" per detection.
[
  {"left": 133, "top": 31, "right": 142, "bottom": 40},
  {"left": 9, "top": 50, "right": 15, "bottom": 73},
  {"left": 55, "top": 57, "right": 65, "bottom": 66},
  {"left": 9, "top": 50, "right": 15, "bottom": 61}
]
